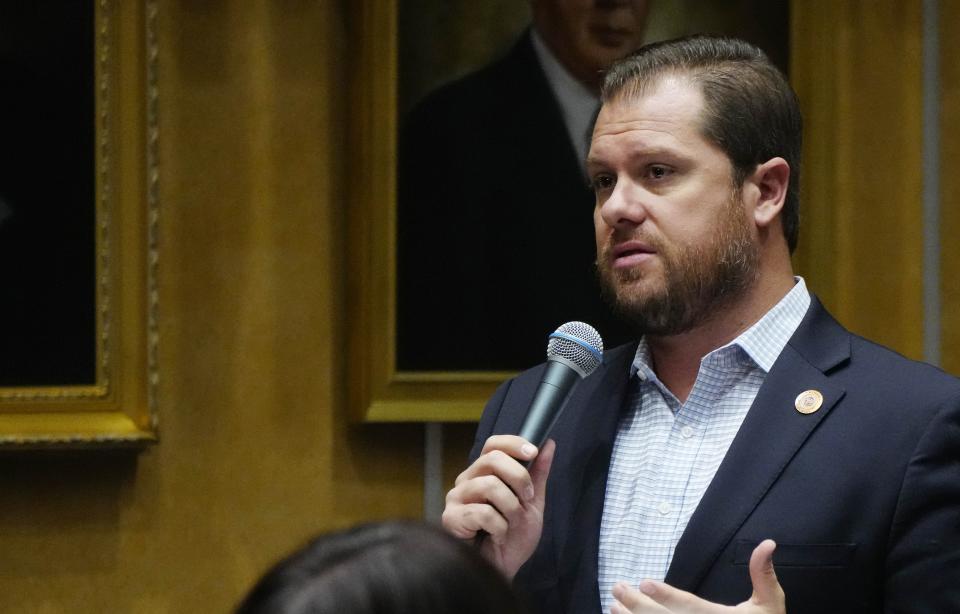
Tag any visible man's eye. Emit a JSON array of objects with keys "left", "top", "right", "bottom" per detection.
[
  {"left": 591, "top": 175, "right": 615, "bottom": 191},
  {"left": 649, "top": 165, "right": 670, "bottom": 179}
]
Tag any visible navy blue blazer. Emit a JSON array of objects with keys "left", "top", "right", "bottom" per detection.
[{"left": 469, "top": 298, "right": 960, "bottom": 613}]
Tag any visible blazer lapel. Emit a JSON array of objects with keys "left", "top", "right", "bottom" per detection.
[
  {"left": 665, "top": 298, "right": 851, "bottom": 592},
  {"left": 551, "top": 343, "right": 637, "bottom": 611}
]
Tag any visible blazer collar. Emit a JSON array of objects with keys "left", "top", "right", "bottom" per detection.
[
  {"left": 553, "top": 341, "right": 637, "bottom": 610},
  {"left": 665, "top": 296, "right": 851, "bottom": 591}
]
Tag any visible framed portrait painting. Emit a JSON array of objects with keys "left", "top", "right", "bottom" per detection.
[
  {"left": 0, "top": 1, "right": 159, "bottom": 448},
  {"left": 347, "top": 0, "right": 788, "bottom": 422}
]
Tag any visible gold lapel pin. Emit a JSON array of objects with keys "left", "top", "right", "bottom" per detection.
[{"left": 795, "top": 390, "right": 824, "bottom": 414}]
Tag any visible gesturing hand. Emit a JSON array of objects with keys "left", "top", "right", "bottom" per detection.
[
  {"left": 441, "top": 435, "right": 556, "bottom": 580},
  {"left": 611, "top": 540, "right": 785, "bottom": 614}
]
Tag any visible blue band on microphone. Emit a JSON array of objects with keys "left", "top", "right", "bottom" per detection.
[{"left": 549, "top": 331, "right": 603, "bottom": 363}]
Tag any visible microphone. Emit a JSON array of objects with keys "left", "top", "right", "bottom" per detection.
[{"left": 517, "top": 321, "right": 604, "bottom": 449}]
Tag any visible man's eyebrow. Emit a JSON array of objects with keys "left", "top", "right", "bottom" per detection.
[
  {"left": 585, "top": 156, "right": 616, "bottom": 173},
  {"left": 587, "top": 146, "right": 682, "bottom": 168}
]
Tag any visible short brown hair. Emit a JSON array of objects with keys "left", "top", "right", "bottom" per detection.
[{"left": 602, "top": 35, "right": 803, "bottom": 253}]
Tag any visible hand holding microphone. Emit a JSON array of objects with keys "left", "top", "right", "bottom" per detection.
[{"left": 442, "top": 322, "right": 603, "bottom": 578}]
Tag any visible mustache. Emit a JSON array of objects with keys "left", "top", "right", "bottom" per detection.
[{"left": 598, "top": 229, "right": 666, "bottom": 261}]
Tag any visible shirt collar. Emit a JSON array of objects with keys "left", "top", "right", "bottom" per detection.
[
  {"left": 631, "top": 277, "right": 812, "bottom": 376},
  {"left": 529, "top": 28, "right": 599, "bottom": 174},
  {"left": 733, "top": 277, "right": 811, "bottom": 371}
]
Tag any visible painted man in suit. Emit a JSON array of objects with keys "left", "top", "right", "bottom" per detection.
[
  {"left": 397, "top": 1, "right": 648, "bottom": 371},
  {"left": 442, "top": 36, "right": 960, "bottom": 613}
]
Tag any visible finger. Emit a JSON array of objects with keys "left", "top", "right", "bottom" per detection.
[
  {"left": 447, "top": 474, "right": 524, "bottom": 521},
  {"left": 455, "top": 449, "right": 535, "bottom": 503},
  {"left": 528, "top": 438, "right": 556, "bottom": 507},
  {"left": 611, "top": 602, "right": 643, "bottom": 614},
  {"left": 748, "top": 539, "right": 785, "bottom": 607},
  {"left": 637, "top": 579, "right": 711, "bottom": 611},
  {"left": 612, "top": 582, "right": 672, "bottom": 613},
  {"left": 441, "top": 502, "right": 508, "bottom": 542},
  {"left": 480, "top": 434, "right": 539, "bottom": 461}
]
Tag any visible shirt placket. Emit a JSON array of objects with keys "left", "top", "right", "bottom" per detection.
[{"left": 665, "top": 350, "right": 740, "bottom": 551}]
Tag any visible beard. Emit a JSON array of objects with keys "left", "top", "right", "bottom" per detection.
[{"left": 596, "top": 192, "right": 760, "bottom": 337}]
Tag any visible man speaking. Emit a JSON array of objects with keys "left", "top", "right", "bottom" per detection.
[{"left": 442, "top": 35, "right": 960, "bottom": 613}]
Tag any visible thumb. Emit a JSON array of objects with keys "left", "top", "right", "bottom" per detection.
[
  {"left": 748, "top": 539, "right": 785, "bottom": 607},
  {"left": 528, "top": 438, "right": 556, "bottom": 506}
]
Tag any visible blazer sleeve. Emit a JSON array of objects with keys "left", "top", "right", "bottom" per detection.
[
  {"left": 884, "top": 391, "right": 960, "bottom": 611},
  {"left": 468, "top": 377, "right": 515, "bottom": 463}
]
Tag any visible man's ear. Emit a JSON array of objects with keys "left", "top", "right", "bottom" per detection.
[{"left": 748, "top": 157, "right": 790, "bottom": 228}]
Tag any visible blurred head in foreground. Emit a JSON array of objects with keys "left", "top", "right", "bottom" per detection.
[{"left": 235, "top": 521, "right": 526, "bottom": 614}]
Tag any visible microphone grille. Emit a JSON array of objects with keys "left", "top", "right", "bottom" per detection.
[{"left": 547, "top": 321, "right": 604, "bottom": 377}]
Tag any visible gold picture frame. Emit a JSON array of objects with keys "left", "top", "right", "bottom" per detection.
[
  {"left": 347, "top": 2, "right": 511, "bottom": 423},
  {"left": 0, "top": 0, "right": 159, "bottom": 448}
]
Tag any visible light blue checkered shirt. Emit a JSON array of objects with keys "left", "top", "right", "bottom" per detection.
[{"left": 597, "top": 278, "right": 811, "bottom": 613}]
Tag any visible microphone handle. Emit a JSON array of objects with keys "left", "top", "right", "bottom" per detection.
[
  {"left": 475, "top": 359, "right": 582, "bottom": 547},
  {"left": 517, "top": 359, "right": 581, "bottom": 449}
]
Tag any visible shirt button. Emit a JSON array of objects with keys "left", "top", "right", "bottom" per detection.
[
  {"left": 657, "top": 501, "right": 672, "bottom": 515},
  {"left": 681, "top": 426, "right": 694, "bottom": 439}
]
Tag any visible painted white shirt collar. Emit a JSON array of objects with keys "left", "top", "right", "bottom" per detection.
[{"left": 530, "top": 28, "right": 599, "bottom": 177}]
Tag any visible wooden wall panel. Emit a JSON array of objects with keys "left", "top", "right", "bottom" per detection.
[
  {"left": 0, "top": 3, "right": 425, "bottom": 612},
  {"left": 792, "top": 1, "right": 925, "bottom": 359},
  {"left": 941, "top": 0, "right": 960, "bottom": 375}
]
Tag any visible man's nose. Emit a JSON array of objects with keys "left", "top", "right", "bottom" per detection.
[{"left": 599, "top": 180, "right": 648, "bottom": 229}]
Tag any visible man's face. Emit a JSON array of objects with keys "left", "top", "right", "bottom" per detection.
[
  {"left": 532, "top": 0, "right": 649, "bottom": 89},
  {"left": 587, "top": 78, "right": 760, "bottom": 336}
]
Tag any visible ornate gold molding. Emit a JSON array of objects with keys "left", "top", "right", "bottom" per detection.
[{"left": 0, "top": 0, "right": 158, "bottom": 448}]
